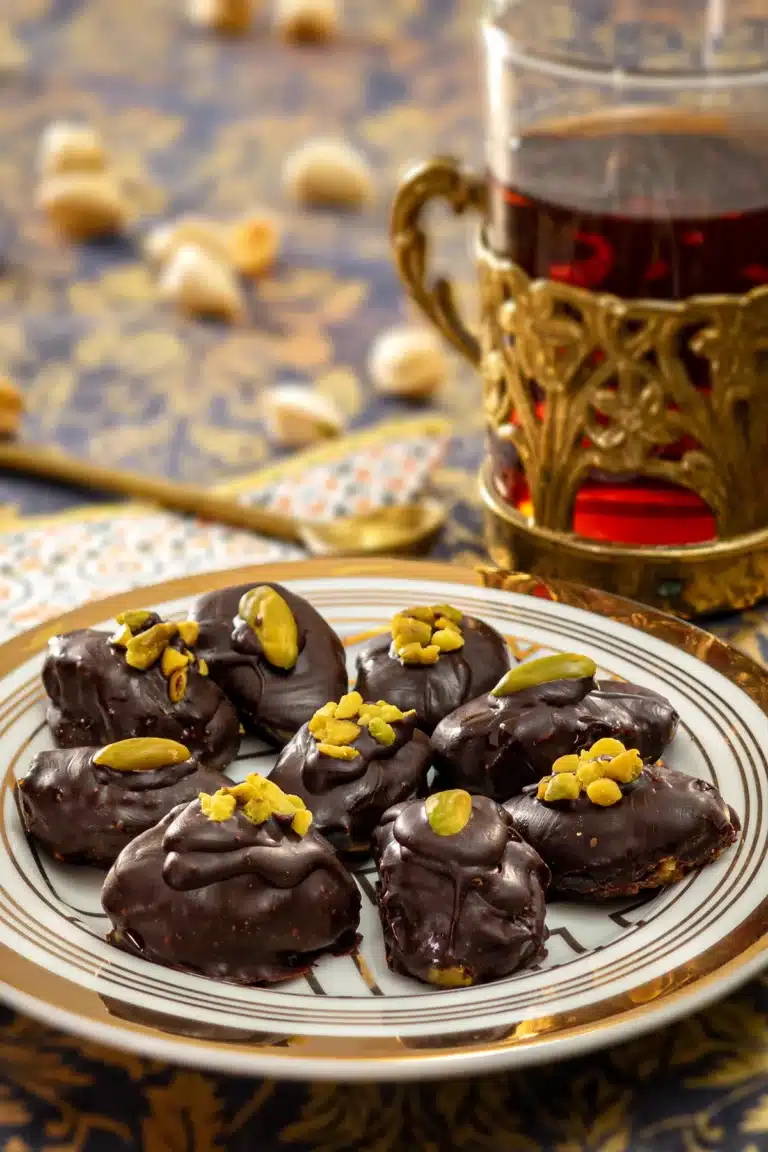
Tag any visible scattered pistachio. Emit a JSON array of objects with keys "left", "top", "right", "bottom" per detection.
[
  {"left": 542, "top": 773, "right": 581, "bottom": 802},
  {"left": 262, "top": 383, "right": 345, "bottom": 447},
  {"left": 425, "top": 789, "right": 473, "bottom": 836},
  {"left": 125, "top": 622, "right": 178, "bottom": 670},
  {"left": 200, "top": 790, "right": 236, "bottom": 821},
  {"left": 158, "top": 243, "right": 245, "bottom": 324},
  {"left": 427, "top": 965, "right": 473, "bottom": 988},
  {"left": 0, "top": 377, "right": 22, "bottom": 438},
  {"left": 368, "top": 716, "right": 395, "bottom": 746},
  {"left": 230, "top": 213, "right": 280, "bottom": 277},
  {"left": 161, "top": 647, "right": 190, "bottom": 677},
  {"left": 177, "top": 620, "right": 200, "bottom": 648},
  {"left": 38, "top": 122, "right": 107, "bottom": 179},
  {"left": 283, "top": 138, "right": 374, "bottom": 210},
  {"left": 369, "top": 325, "right": 448, "bottom": 400},
  {"left": 586, "top": 778, "right": 623, "bottom": 806},
  {"left": 115, "top": 609, "right": 153, "bottom": 631},
  {"left": 491, "top": 653, "right": 597, "bottom": 698},
  {"left": 37, "top": 170, "right": 128, "bottom": 240},
  {"left": 94, "top": 737, "right": 191, "bottom": 772},
  {"left": 168, "top": 666, "right": 189, "bottom": 703},
  {"left": 317, "top": 742, "right": 359, "bottom": 760},
  {"left": 186, "top": 0, "right": 254, "bottom": 34},
  {"left": 335, "top": 691, "right": 364, "bottom": 720},
  {"left": 238, "top": 585, "right": 299, "bottom": 670},
  {"left": 274, "top": 0, "right": 339, "bottom": 43},
  {"left": 391, "top": 604, "right": 464, "bottom": 665},
  {"left": 144, "top": 215, "right": 232, "bottom": 269}
]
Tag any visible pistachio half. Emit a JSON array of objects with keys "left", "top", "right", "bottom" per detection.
[
  {"left": 491, "top": 653, "right": 597, "bottom": 697},
  {"left": 125, "top": 622, "right": 179, "bottom": 670},
  {"left": 238, "top": 585, "right": 299, "bottom": 670},
  {"left": 425, "top": 790, "right": 472, "bottom": 836},
  {"left": 94, "top": 738, "right": 191, "bottom": 772}
]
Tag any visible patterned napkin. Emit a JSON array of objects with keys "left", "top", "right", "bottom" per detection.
[{"left": 0, "top": 417, "right": 450, "bottom": 643}]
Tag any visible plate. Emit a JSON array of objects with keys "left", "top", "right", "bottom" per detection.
[{"left": 1, "top": 558, "right": 766, "bottom": 1081}]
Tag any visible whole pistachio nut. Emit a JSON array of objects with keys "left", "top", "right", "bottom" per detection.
[
  {"left": 491, "top": 653, "right": 597, "bottom": 697},
  {"left": 94, "top": 737, "right": 191, "bottom": 772},
  {"left": 238, "top": 585, "right": 299, "bottom": 670},
  {"left": 425, "top": 789, "right": 473, "bottom": 836}
]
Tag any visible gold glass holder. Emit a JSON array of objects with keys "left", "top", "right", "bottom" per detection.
[{"left": 391, "top": 155, "right": 768, "bottom": 617}]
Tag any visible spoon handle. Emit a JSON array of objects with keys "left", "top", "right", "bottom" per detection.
[{"left": 0, "top": 440, "right": 303, "bottom": 543}]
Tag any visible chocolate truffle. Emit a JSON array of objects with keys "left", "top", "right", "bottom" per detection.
[
  {"left": 374, "top": 790, "right": 549, "bottom": 987},
  {"left": 102, "top": 774, "right": 362, "bottom": 985},
  {"left": 354, "top": 603, "right": 511, "bottom": 734},
  {"left": 432, "top": 653, "right": 679, "bottom": 801},
  {"left": 191, "top": 582, "right": 347, "bottom": 746},
  {"left": 17, "top": 737, "right": 230, "bottom": 866},
  {"left": 270, "top": 691, "right": 432, "bottom": 855},
  {"left": 504, "top": 738, "right": 740, "bottom": 898},
  {"left": 43, "top": 610, "right": 240, "bottom": 772}
]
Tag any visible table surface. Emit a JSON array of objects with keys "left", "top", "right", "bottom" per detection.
[{"left": 1, "top": 2, "right": 767, "bottom": 1150}]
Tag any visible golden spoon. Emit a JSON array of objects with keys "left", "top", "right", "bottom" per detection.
[{"left": 0, "top": 439, "right": 446, "bottom": 556}]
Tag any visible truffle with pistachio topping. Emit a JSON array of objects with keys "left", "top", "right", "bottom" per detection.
[
  {"left": 42, "top": 612, "right": 240, "bottom": 771},
  {"left": 17, "top": 738, "right": 230, "bottom": 866},
  {"left": 270, "top": 691, "right": 432, "bottom": 855},
  {"left": 431, "top": 653, "right": 679, "bottom": 801},
  {"left": 374, "top": 791, "right": 549, "bottom": 987},
  {"left": 354, "top": 603, "right": 511, "bottom": 734},
  {"left": 504, "top": 739, "right": 740, "bottom": 898},
  {"left": 102, "top": 773, "right": 361, "bottom": 985},
  {"left": 191, "top": 582, "right": 347, "bottom": 746}
]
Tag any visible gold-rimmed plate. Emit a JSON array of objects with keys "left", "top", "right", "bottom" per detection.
[{"left": 1, "top": 559, "right": 766, "bottom": 1080}]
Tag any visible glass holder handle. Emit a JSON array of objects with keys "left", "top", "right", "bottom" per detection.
[{"left": 390, "top": 156, "right": 486, "bottom": 367}]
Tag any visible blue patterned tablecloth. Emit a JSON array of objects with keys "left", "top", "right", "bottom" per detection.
[{"left": 0, "top": 2, "right": 766, "bottom": 1149}]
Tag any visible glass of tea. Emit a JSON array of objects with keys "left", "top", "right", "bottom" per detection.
[{"left": 391, "top": 0, "right": 768, "bottom": 613}]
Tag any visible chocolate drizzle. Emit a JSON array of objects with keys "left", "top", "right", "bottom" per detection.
[
  {"left": 354, "top": 615, "right": 511, "bottom": 734},
  {"left": 191, "top": 582, "right": 347, "bottom": 746},
  {"left": 374, "top": 795, "right": 549, "bottom": 986},
  {"left": 102, "top": 795, "right": 361, "bottom": 985},
  {"left": 270, "top": 713, "right": 431, "bottom": 855},
  {"left": 504, "top": 763, "right": 740, "bottom": 898},
  {"left": 17, "top": 747, "right": 229, "bottom": 866},
  {"left": 431, "top": 677, "right": 679, "bottom": 801},
  {"left": 42, "top": 628, "right": 240, "bottom": 771}
]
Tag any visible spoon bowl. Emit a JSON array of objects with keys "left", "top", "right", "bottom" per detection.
[{"left": 298, "top": 499, "right": 447, "bottom": 556}]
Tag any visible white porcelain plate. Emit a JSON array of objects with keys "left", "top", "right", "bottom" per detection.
[{"left": 1, "top": 559, "right": 766, "bottom": 1080}]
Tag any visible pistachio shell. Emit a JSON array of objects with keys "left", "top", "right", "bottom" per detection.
[
  {"left": 38, "top": 122, "right": 107, "bottom": 178},
  {"left": 158, "top": 243, "right": 245, "bottom": 323},
  {"left": 238, "top": 585, "right": 299, "bottom": 670},
  {"left": 263, "top": 383, "right": 344, "bottom": 448},
  {"left": 283, "top": 138, "right": 374, "bottom": 209},
  {"left": 144, "top": 215, "right": 232, "bottom": 268},
  {"left": 491, "top": 653, "right": 597, "bottom": 697},
  {"left": 38, "top": 171, "right": 128, "bottom": 240},
  {"left": 186, "top": 0, "right": 253, "bottom": 33},
  {"left": 230, "top": 213, "right": 280, "bottom": 277},
  {"left": 275, "top": 0, "right": 338, "bottom": 43},
  {"left": 369, "top": 325, "right": 448, "bottom": 400},
  {"left": 425, "top": 789, "right": 472, "bottom": 836},
  {"left": 94, "top": 738, "right": 191, "bottom": 772}
]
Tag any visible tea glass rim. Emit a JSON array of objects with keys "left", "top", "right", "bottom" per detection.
[{"left": 483, "top": 19, "right": 768, "bottom": 91}]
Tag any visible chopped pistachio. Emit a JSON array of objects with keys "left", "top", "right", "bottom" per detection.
[
  {"left": 579, "top": 737, "right": 626, "bottom": 762},
  {"left": 316, "top": 742, "right": 360, "bottom": 760},
  {"left": 168, "top": 666, "right": 188, "bottom": 703},
  {"left": 431, "top": 604, "right": 462, "bottom": 624},
  {"left": 115, "top": 609, "right": 153, "bottom": 631},
  {"left": 291, "top": 808, "right": 313, "bottom": 836},
  {"left": 586, "top": 778, "right": 623, "bottom": 806},
  {"left": 576, "top": 761, "right": 606, "bottom": 788},
  {"left": 425, "top": 789, "right": 472, "bottom": 836},
  {"left": 197, "top": 656, "right": 209, "bottom": 676},
  {"left": 602, "top": 748, "right": 643, "bottom": 783},
  {"left": 335, "top": 691, "right": 363, "bottom": 720},
  {"left": 322, "top": 718, "right": 361, "bottom": 746},
  {"left": 403, "top": 605, "right": 436, "bottom": 623},
  {"left": 368, "top": 717, "right": 396, "bottom": 746},
  {"left": 552, "top": 754, "right": 580, "bottom": 774},
  {"left": 200, "top": 791, "right": 236, "bottom": 821},
  {"left": 536, "top": 775, "right": 553, "bottom": 800},
  {"left": 124, "top": 622, "right": 178, "bottom": 670},
  {"left": 109, "top": 623, "right": 132, "bottom": 649},
  {"left": 543, "top": 773, "right": 581, "bottom": 802},
  {"left": 432, "top": 628, "right": 465, "bottom": 653},
  {"left": 161, "top": 647, "right": 190, "bottom": 677},
  {"left": 178, "top": 620, "right": 200, "bottom": 648}
]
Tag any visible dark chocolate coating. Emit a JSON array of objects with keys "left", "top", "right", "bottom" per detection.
[
  {"left": 504, "top": 764, "right": 740, "bottom": 899},
  {"left": 374, "top": 795, "right": 549, "bottom": 986},
  {"left": 17, "top": 747, "right": 230, "bottom": 866},
  {"left": 42, "top": 629, "right": 240, "bottom": 772},
  {"left": 270, "top": 716, "right": 432, "bottom": 855},
  {"left": 354, "top": 615, "right": 512, "bottom": 734},
  {"left": 102, "top": 798, "right": 362, "bottom": 985},
  {"left": 431, "top": 677, "right": 679, "bottom": 801},
  {"left": 191, "top": 582, "right": 348, "bottom": 746}
]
